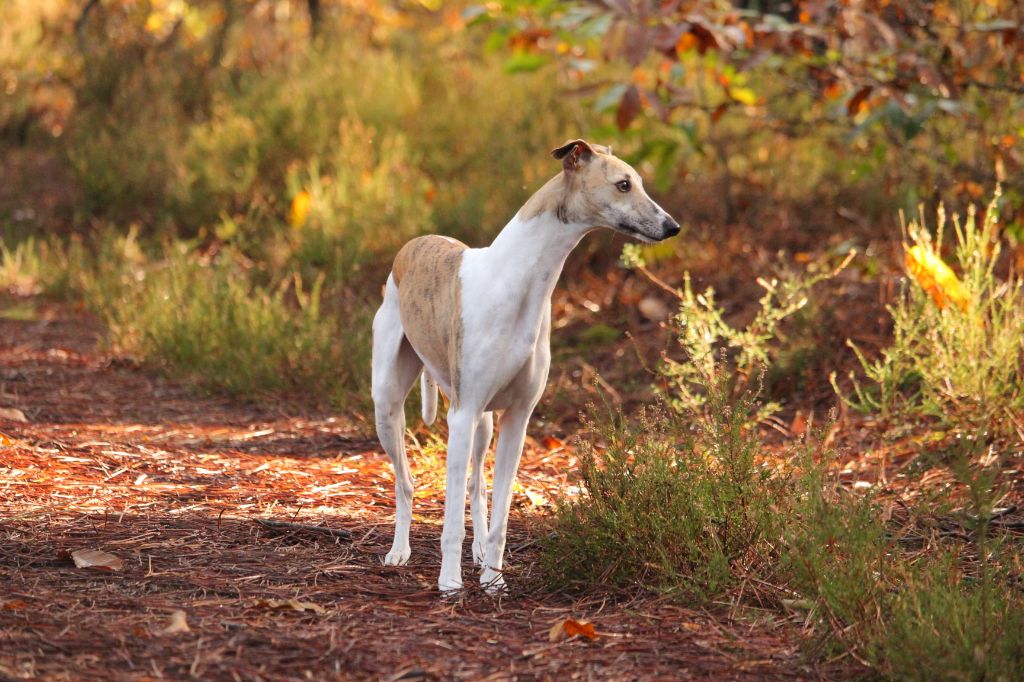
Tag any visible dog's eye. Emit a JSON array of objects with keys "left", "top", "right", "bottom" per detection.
[{"left": 616, "top": 179, "right": 631, "bottom": 193}]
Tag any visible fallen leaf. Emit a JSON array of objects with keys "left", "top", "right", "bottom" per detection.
[
  {"left": 524, "top": 488, "right": 549, "bottom": 507},
  {"left": 616, "top": 84, "right": 642, "bottom": 131},
  {"left": 255, "top": 598, "right": 326, "bottom": 615},
  {"left": 681, "top": 621, "right": 701, "bottom": 632},
  {"left": 846, "top": 85, "right": 873, "bottom": 116},
  {"left": 160, "top": 610, "right": 190, "bottom": 634},
  {"left": 2, "top": 599, "right": 28, "bottom": 610},
  {"left": 542, "top": 435, "right": 564, "bottom": 450},
  {"left": 789, "top": 410, "right": 807, "bottom": 436},
  {"left": 638, "top": 296, "right": 670, "bottom": 322},
  {"left": 549, "top": 618, "right": 598, "bottom": 642},
  {"left": 70, "top": 548, "right": 123, "bottom": 571},
  {"left": 0, "top": 432, "right": 14, "bottom": 446},
  {"left": 0, "top": 407, "right": 27, "bottom": 422}
]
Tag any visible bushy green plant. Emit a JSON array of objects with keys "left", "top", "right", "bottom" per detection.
[
  {"left": 0, "top": 234, "right": 87, "bottom": 299},
  {"left": 781, "top": 452, "right": 891, "bottom": 655},
  {"left": 841, "top": 191, "right": 1024, "bottom": 439},
  {"left": 881, "top": 554, "right": 1024, "bottom": 682},
  {"left": 623, "top": 244, "right": 850, "bottom": 423},
  {"left": 83, "top": 238, "right": 370, "bottom": 409},
  {"left": 283, "top": 119, "right": 432, "bottom": 285},
  {"left": 539, "top": 366, "right": 788, "bottom": 600}
]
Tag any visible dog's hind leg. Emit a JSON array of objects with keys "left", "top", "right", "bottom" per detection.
[
  {"left": 469, "top": 412, "right": 493, "bottom": 566},
  {"left": 372, "top": 277, "right": 423, "bottom": 567}
]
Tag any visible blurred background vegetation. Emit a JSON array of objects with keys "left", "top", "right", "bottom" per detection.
[{"left": 2, "top": 0, "right": 1021, "bottom": 411}]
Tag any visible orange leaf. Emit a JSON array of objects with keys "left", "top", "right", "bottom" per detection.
[
  {"left": 905, "top": 244, "right": 969, "bottom": 311},
  {"left": 542, "top": 435, "right": 564, "bottom": 450},
  {"left": 549, "top": 618, "right": 599, "bottom": 642},
  {"left": 676, "top": 32, "right": 699, "bottom": 55},
  {"left": 846, "top": 86, "right": 873, "bottom": 117}
]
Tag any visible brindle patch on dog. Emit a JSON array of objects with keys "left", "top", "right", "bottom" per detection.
[{"left": 392, "top": 235, "right": 467, "bottom": 406}]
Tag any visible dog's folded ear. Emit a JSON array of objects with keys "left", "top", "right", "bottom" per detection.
[{"left": 551, "top": 139, "right": 597, "bottom": 171}]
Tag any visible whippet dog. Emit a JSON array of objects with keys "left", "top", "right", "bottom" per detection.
[{"left": 371, "top": 139, "right": 680, "bottom": 593}]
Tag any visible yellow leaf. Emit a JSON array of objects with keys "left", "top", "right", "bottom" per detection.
[
  {"left": 289, "top": 191, "right": 312, "bottom": 229},
  {"left": 905, "top": 244, "right": 969, "bottom": 311},
  {"left": 730, "top": 86, "right": 758, "bottom": 105}
]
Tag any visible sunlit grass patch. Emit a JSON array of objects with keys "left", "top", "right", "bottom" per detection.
[{"left": 76, "top": 234, "right": 370, "bottom": 410}]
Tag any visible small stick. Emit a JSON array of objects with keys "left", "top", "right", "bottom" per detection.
[{"left": 254, "top": 519, "right": 352, "bottom": 539}]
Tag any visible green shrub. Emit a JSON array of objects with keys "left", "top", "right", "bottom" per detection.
[
  {"left": 781, "top": 455, "right": 891, "bottom": 655},
  {"left": 0, "top": 234, "right": 87, "bottom": 299},
  {"left": 841, "top": 191, "right": 1024, "bottom": 439},
  {"left": 623, "top": 244, "right": 851, "bottom": 424},
  {"left": 539, "top": 368, "right": 789, "bottom": 600},
  {"left": 282, "top": 119, "right": 432, "bottom": 286},
  {"left": 881, "top": 554, "right": 1024, "bottom": 682},
  {"left": 83, "top": 237, "right": 369, "bottom": 409}
]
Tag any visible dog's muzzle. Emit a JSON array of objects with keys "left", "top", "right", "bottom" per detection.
[{"left": 660, "top": 216, "right": 681, "bottom": 240}]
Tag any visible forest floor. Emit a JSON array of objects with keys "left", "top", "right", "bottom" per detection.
[{"left": 0, "top": 300, "right": 871, "bottom": 681}]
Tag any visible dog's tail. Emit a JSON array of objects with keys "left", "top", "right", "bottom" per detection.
[{"left": 420, "top": 372, "right": 438, "bottom": 426}]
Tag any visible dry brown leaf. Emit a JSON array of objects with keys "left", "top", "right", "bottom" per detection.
[
  {"left": 548, "top": 618, "right": 598, "bottom": 643},
  {"left": 0, "top": 407, "right": 27, "bottom": 423},
  {"left": 256, "top": 598, "right": 326, "bottom": 615},
  {"left": 160, "top": 610, "right": 190, "bottom": 634},
  {"left": 2, "top": 599, "right": 29, "bottom": 610},
  {"left": 70, "top": 548, "right": 123, "bottom": 571}
]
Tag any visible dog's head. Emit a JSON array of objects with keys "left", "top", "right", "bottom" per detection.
[{"left": 549, "top": 139, "right": 679, "bottom": 243}]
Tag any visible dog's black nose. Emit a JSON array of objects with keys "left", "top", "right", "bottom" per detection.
[{"left": 661, "top": 216, "right": 681, "bottom": 238}]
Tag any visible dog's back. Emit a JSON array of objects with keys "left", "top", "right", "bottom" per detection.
[{"left": 391, "top": 235, "right": 468, "bottom": 405}]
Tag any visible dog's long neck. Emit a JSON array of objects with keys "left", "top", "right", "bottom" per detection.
[{"left": 480, "top": 180, "right": 592, "bottom": 317}]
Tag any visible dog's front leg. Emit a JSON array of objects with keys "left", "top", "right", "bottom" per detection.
[
  {"left": 438, "top": 409, "right": 478, "bottom": 593},
  {"left": 480, "top": 406, "right": 532, "bottom": 593}
]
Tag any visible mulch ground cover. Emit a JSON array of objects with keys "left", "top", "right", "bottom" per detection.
[{"left": 0, "top": 302, "right": 866, "bottom": 680}]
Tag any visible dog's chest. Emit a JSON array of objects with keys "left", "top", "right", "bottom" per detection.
[{"left": 392, "top": 235, "right": 468, "bottom": 405}]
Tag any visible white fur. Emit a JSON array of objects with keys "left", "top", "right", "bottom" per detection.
[{"left": 371, "top": 145, "right": 677, "bottom": 594}]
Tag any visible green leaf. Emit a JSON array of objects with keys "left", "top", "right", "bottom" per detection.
[{"left": 503, "top": 51, "right": 549, "bottom": 73}]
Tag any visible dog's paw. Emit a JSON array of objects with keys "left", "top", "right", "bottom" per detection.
[
  {"left": 383, "top": 544, "right": 411, "bottom": 566},
  {"left": 472, "top": 537, "right": 486, "bottom": 566},
  {"left": 438, "top": 574, "right": 463, "bottom": 595},
  {"left": 480, "top": 567, "right": 506, "bottom": 595}
]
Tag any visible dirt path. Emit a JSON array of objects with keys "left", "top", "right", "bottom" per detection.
[{"left": 0, "top": 302, "right": 856, "bottom": 681}]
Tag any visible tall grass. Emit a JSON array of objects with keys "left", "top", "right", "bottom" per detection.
[
  {"left": 89, "top": 244, "right": 370, "bottom": 406},
  {"left": 841, "top": 191, "right": 1024, "bottom": 440}
]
